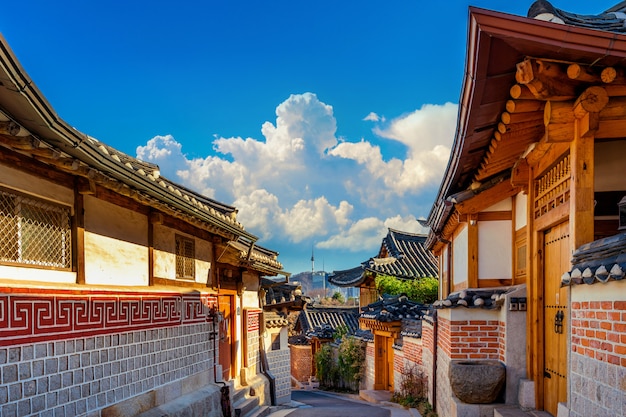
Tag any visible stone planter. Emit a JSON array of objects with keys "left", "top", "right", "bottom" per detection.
[{"left": 449, "top": 360, "right": 506, "bottom": 404}]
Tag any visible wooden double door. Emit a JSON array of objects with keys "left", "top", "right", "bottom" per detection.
[{"left": 542, "top": 222, "right": 569, "bottom": 416}]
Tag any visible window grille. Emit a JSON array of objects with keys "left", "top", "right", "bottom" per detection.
[
  {"left": 0, "top": 188, "right": 72, "bottom": 268},
  {"left": 175, "top": 234, "right": 195, "bottom": 279}
]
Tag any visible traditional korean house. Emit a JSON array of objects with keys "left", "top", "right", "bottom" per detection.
[
  {"left": 423, "top": 2, "right": 626, "bottom": 416},
  {"left": 328, "top": 228, "right": 438, "bottom": 308},
  {"left": 0, "top": 33, "right": 288, "bottom": 417},
  {"left": 288, "top": 305, "right": 360, "bottom": 386},
  {"left": 358, "top": 295, "right": 430, "bottom": 393}
]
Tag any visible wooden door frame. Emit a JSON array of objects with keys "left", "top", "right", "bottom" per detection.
[{"left": 218, "top": 294, "right": 235, "bottom": 381}]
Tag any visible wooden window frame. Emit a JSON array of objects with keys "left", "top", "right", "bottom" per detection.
[{"left": 175, "top": 234, "right": 195, "bottom": 280}]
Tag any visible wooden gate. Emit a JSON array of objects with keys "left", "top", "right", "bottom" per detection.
[
  {"left": 218, "top": 295, "right": 234, "bottom": 381},
  {"left": 374, "top": 334, "right": 394, "bottom": 391},
  {"left": 543, "top": 221, "right": 569, "bottom": 415}
]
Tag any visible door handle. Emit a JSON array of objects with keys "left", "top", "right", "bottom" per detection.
[{"left": 554, "top": 310, "right": 564, "bottom": 334}]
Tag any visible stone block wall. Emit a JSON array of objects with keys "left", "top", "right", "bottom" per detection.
[
  {"left": 266, "top": 349, "right": 291, "bottom": 404},
  {"left": 0, "top": 289, "right": 218, "bottom": 417},
  {"left": 363, "top": 342, "right": 375, "bottom": 390},
  {"left": 569, "top": 297, "right": 626, "bottom": 417},
  {"left": 289, "top": 345, "right": 311, "bottom": 383}
]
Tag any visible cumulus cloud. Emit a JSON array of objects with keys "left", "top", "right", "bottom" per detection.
[
  {"left": 136, "top": 94, "right": 453, "bottom": 270},
  {"left": 329, "top": 102, "right": 456, "bottom": 201}
]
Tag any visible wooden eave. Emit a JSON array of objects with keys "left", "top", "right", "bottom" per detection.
[
  {"left": 426, "top": 7, "right": 626, "bottom": 246},
  {"left": 359, "top": 317, "right": 401, "bottom": 334},
  {"left": 0, "top": 33, "right": 257, "bottom": 243}
]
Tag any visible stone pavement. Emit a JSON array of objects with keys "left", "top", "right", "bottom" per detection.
[{"left": 266, "top": 389, "right": 421, "bottom": 417}]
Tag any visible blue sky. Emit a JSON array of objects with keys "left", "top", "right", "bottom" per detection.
[{"left": 0, "top": 1, "right": 616, "bottom": 275}]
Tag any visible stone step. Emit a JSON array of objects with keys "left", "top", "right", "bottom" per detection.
[
  {"left": 494, "top": 406, "right": 552, "bottom": 417},
  {"left": 245, "top": 405, "right": 271, "bottom": 417},
  {"left": 235, "top": 396, "right": 260, "bottom": 417}
]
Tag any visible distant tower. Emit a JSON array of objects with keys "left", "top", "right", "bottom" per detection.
[{"left": 311, "top": 246, "right": 315, "bottom": 273}]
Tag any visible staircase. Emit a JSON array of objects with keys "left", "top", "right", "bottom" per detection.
[{"left": 231, "top": 382, "right": 271, "bottom": 417}]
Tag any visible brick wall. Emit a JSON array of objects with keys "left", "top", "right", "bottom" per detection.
[
  {"left": 0, "top": 324, "right": 215, "bottom": 417},
  {"left": 266, "top": 349, "right": 291, "bottom": 404},
  {"left": 363, "top": 342, "right": 375, "bottom": 390},
  {"left": 439, "top": 317, "right": 503, "bottom": 360},
  {"left": 569, "top": 300, "right": 626, "bottom": 417},
  {"left": 289, "top": 345, "right": 311, "bottom": 383},
  {"left": 0, "top": 289, "right": 218, "bottom": 417}
]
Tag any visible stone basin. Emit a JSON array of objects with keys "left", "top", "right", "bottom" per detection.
[{"left": 449, "top": 360, "right": 506, "bottom": 404}]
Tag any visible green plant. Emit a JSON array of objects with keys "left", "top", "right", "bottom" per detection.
[
  {"left": 375, "top": 275, "right": 438, "bottom": 304},
  {"left": 391, "top": 364, "right": 437, "bottom": 416},
  {"left": 314, "top": 344, "right": 338, "bottom": 387},
  {"left": 337, "top": 336, "right": 366, "bottom": 386}
]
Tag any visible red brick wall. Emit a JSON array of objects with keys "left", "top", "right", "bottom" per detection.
[
  {"left": 394, "top": 350, "right": 404, "bottom": 373},
  {"left": 422, "top": 320, "right": 435, "bottom": 354},
  {"left": 290, "top": 345, "right": 312, "bottom": 382},
  {"left": 571, "top": 301, "right": 626, "bottom": 366},
  {"left": 438, "top": 317, "right": 503, "bottom": 360},
  {"left": 403, "top": 338, "right": 423, "bottom": 365}
]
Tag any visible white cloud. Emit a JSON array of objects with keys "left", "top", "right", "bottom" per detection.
[
  {"left": 328, "top": 102, "right": 456, "bottom": 201},
  {"left": 363, "top": 112, "right": 380, "bottom": 122},
  {"left": 135, "top": 94, "right": 452, "bottom": 268}
]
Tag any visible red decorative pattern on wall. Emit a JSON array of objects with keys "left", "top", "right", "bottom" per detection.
[
  {"left": 571, "top": 301, "right": 626, "bottom": 366},
  {"left": 0, "top": 288, "right": 217, "bottom": 347},
  {"left": 246, "top": 309, "right": 262, "bottom": 332}
]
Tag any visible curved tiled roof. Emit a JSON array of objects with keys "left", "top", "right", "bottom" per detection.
[
  {"left": 432, "top": 289, "right": 509, "bottom": 310},
  {"left": 562, "top": 233, "right": 626, "bottom": 286},
  {"left": 360, "top": 294, "right": 430, "bottom": 322},
  {"left": 328, "top": 228, "right": 438, "bottom": 287},
  {"left": 365, "top": 229, "right": 438, "bottom": 279},
  {"left": 529, "top": 1, "right": 626, "bottom": 32},
  {"left": 296, "top": 306, "right": 360, "bottom": 340}
]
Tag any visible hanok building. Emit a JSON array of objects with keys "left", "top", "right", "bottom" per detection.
[
  {"left": 423, "top": 2, "right": 626, "bottom": 417},
  {"left": 329, "top": 228, "right": 438, "bottom": 308},
  {"left": 0, "top": 33, "right": 288, "bottom": 417}
]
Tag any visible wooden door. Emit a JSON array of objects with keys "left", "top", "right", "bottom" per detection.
[
  {"left": 218, "top": 295, "right": 234, "bottom": 381},
  {"left": 386, "top": 337, "right": 394, "bottom": 391},
  {"left": 543, "top": 222, "right": 569, "bottom": 415},
  {"left": 374, "top": 334, "right": 394, "bottom": 391}
]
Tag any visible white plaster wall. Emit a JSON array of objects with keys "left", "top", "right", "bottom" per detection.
[
  {"left": 515, "top": 193, "right": 527, "bottom": 230},
  {"left": 0, "top": 265, "right": 76, "bottom": 283},
  {"left": 152, "top": 224, "right": 212, "bottom": 284},
  {"left": 478, "top": 220, "right": 512, "bottom": 280},
  {"left": 242, "top": 272, "right": 261, "bottom": 308},
  {"left": 484, "top": 198, "right": 512, "bottom": 212},
  {"left": 0, "top": 163, "right": 74, "bottom": 209},
  {"left": 571, "top": 279, "right": 626, "bottom": 301},
  {"left": 84, "top": 196, "right": 149, "bottom": 286},
  {"left": 595, "top": 140, "right": 626, "bottom": 191},
  {"left": 452, "top": 226, "right": 468, "bottom": 286}
]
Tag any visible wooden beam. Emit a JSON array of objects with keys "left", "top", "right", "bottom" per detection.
[
  {"left": 0, "top": 121, "right": 20, "bottom": 136},
  {"left": 515, "top": 58, "right": 576, "bottom": 100},
  {"left": 455, "top": 180, "right": 517, "bottom": 215},
  {"left": 511, "top": 158, "right": 530, "bottom": 188},
  {"left": 506, "top": 99, "right": 544, "bottom": 114},
  {"left": 567, "top": 63, "right": 602, "bottom": 83},
  {"left": 570, "top": 130, "right": 595, "bottom": 250}
]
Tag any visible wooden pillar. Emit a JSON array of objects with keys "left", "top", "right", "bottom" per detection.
[
  {"left": 570, "top": 86, "right": 605, "bottom": 249},
  {"left": 468, "top": 214, "right": 479, "bottom": 288}
]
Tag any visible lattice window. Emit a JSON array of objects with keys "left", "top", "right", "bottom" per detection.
[
  {"left": 534, "top": 154, "right": 570, "bottom": 220},
  {"left": 0, "top": 188, "right": 71, "bottom": 268},
  {"left": 175, "top": 234, "right": 195, "bottom": 279}
]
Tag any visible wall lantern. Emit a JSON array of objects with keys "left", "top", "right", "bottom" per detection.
[{"left": 619, "top": 196, "right": 626, "bottom": 231}]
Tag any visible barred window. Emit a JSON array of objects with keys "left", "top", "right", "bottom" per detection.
[
  {"left": 0, "top": 188, "right": 72, "bottom": 269},
  {"left": 175, "top": 234, "right": 195, "bottom": 279}
]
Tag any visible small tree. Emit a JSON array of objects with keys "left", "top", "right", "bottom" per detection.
[{"left": 331, "top": 291, "right": 345, "bottom": 304}]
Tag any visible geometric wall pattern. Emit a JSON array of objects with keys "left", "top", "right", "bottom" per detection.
[{"left": 0, "top": 288, "right": 218, "bottom": 347}]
